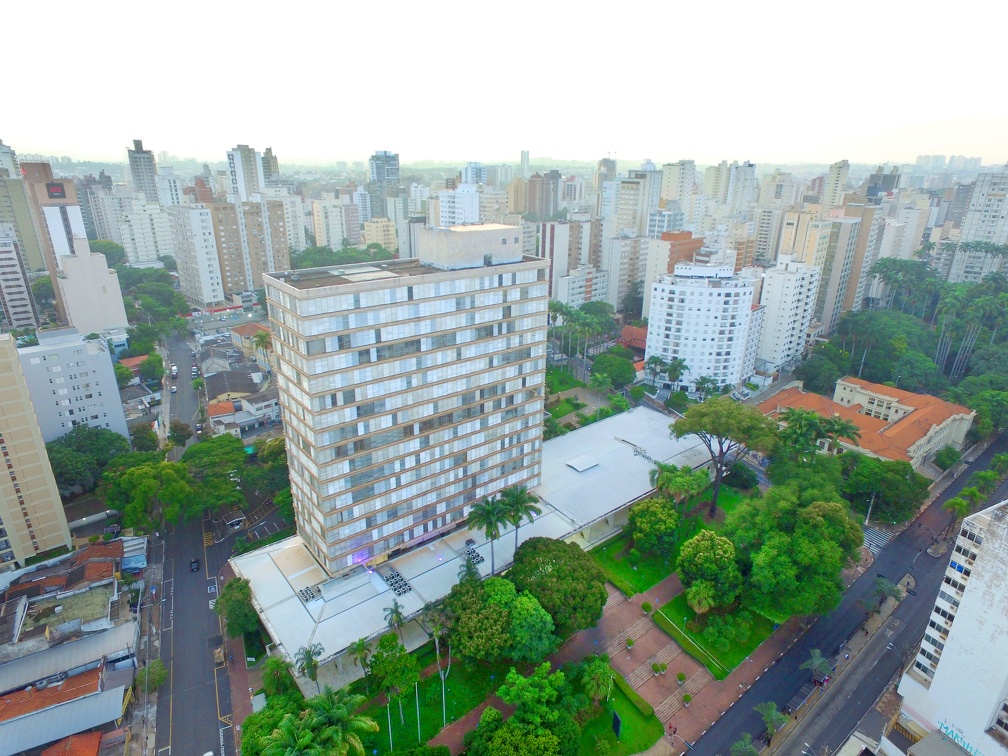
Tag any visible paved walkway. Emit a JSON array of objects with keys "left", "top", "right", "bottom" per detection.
[{"left": 222, "top": 563, "right": 259, "bottom": 753}]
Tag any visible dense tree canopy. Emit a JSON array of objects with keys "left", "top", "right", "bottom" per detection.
[
  {"left": 45, "top": 426, "right": 129, "bottom": 495},
  {"left": 627, "top": 498, "right": 679, "bottom": 556},
  {"left": 590, "top": 353, "right": 636, "bottom": 388},
  {"left": 215, "top": 578, "right": 259, "bottom": 637},
  {"left": 676, "top": 530, "right": 742, "bottom": 609},
  {"left": 508, "top": 537, "right": 607, "bottom": 637}
]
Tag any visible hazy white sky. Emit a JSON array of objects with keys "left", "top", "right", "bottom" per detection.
[{"left": 6, "top": 1, "right": 1006, "bottom": 167}]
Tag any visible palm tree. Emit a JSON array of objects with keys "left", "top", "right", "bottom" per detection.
[
  {"left": 420, "top": 603, "right": 452, "bottom": 727},
  {"left": 252, "top": 329, "right": 272, "bottom": 353},
  {"left": 500, "top": 485, "right": 542, "bottom": 552},
  {"left": 778, "top": 407, "right": 826, "bottom": 460},
  {"left": 467, "top": 496, "right": 509, "bottom": 575},
  {"left": 730, "top": 732, "right": 760, "bottom": 756},
  {"left": 960, "top": 485, "right": 985, "bottom": 512},
  {"left": 305, "top": 687, "right": 378, "bottom": 756},
  {"left": 665, "top": 357, "right": 689, "bottom": 388},
  {"left": 262, "top": 656, "right": 295, "bottom": 697},
  {"left": 654, "top": 464, "right": 709, "bottom": 517},
  {"left": 261, "top": 712, "right": 325, "bottom": 756},
  {"left": 992, "top": 452, "right": 1008, "bottom": 479},
  {"left": 295, "top": 643, "right": 325, "bottom": 694},
  {"left": 695, "top": 375, "right": 719, "bottom": 400},
  {"left": 582, "top": 656, "right": 615, "bottom": 704},
  {"left": 589, "top": 371, "right": 613, "bottom": 396},
  {"left": 969, "top": 469, "right": 1000, "bottom": 496},
  {"left": 799, "top": 649, "right": 833, "bottom": 680},
  {"left": 821, "top": 414, "right": 861, "bottom": 454},
  {"left": 645, "top": 356, "right": 667, "bottom": 387},
  {"left": 686, "top": 581, "right": 716, "bottom": 615},
  {"left": 753, "top": 701, "right": 787, "bottom": 745},
  {"left": 384, "top": 599, "right": 405, "bottom": 644},
  {"left": 348, "top": 638, "right": 371, "bottom": 692},
  {"left": 457, "top": 557, "right": 480, "bottom": 583},
  {"left": 872, "top": 577, "right": 902, "bottom": 609},
  {"left": 942, "top": 496, "right": 969, "bottom": 539}
]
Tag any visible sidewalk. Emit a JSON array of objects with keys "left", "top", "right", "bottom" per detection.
[{"left": 222, "top": 562, "right": 256, "bottom": 753}]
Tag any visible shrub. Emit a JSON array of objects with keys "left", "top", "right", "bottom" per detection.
[
  {"left": 138, "top": 658, "right": 168, "bottom": 692},
  {"left": 934, "top": 445, "right": 961, "bottom": 471},
  {"left": 724, "top": 461, "right": 758, "bottom": 490},
  {"left": 641, "top": 601, "right": 652, "bottom": 615},
  {"left": 612, "top": 670, "right": 654, "bottom": 716},
  {"left": 665, "top": 391, "right": 691, "bottom": 413},
  {"left": 630, "top": 385, "right": 646, "bottom": 401},
  {"left": 683, "top": 694, "right": 692, "bottom": 705}
]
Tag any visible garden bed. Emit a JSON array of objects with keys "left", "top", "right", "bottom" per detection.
[{"left": 578, "top": 683, "right": 663, "bottom": 756}]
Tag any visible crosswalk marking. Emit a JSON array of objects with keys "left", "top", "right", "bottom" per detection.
[{"left": 864, "top": 526, "right": 895, "bottom": 555}]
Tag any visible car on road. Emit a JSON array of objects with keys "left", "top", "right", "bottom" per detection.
[
  {"left": 171, "top": 385, "right": 177, "bottom": 393},
  {"left": 190, "top": 557, "right": 200, "bottom": 572}
]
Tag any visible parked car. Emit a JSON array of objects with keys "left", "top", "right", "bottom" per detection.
[{"left": 190, "top": 557, "right": 200, "bottom": 572}]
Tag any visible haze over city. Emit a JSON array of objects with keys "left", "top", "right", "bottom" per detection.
[{"left": 6, "top": 0, "right": 1007, "bottom": 165}]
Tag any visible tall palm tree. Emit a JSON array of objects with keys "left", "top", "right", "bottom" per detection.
[
  {"left": 305, "top": 687, "right": 378, "bottom": 756},
  {"left": 467, "top": 496, "right": 509, "bottom": 575},
  {"left": 645, "top": 355, "right": 667, "bottom": 387},
  {"left": 262, "top": 656, "right": 295, "bottom": 697},
  {"left": 942, "top": 496, "right": 969, "bottom": 539},
  {"left": 753, "top": 701, "right": 787, "bottom": 745},
  {"left": 384, "top": 599, "right": 405, "bottom": 644},
  {"left": 501, "top": 485, "right": 542, "bottom": 551},
  {"left": 589, "top": 371, "right": 613, "bottom": 396},
  {"left": 821, "top": 414, "right": 861, "bottom": 454},
  {"left": 872, "top": 577, "right": 903, "bottom": 609},
  {"left": 969, "top": 469, "right": 1000, "bottom": 496},
  {"left": 654, "top": 464, "right": 709, "bottom": 516},
  {"left": 799, "top": 649, "right": 833, "bottom": 680},
  {"left": 665, "top": 357, "right": 689, "bottom": 388},
  {"left": 420, "top": 603, "right": 452, "bottom": 727},
  {"left": 348, "top": 638, "right": 371, "bottom": 692},
  {"left": 730, "top": 732, "right": 760, "bottom": 756},
  {"left": 778, "top": 408, "right": 826, "bottom": 460},
  {"left": 991, "top": 452, "right": 1008, "bottom": 478},
  {"left": 295, "top": 643, "right": 325, "bottom": 694},
  {"left": 252, "top": 329, "right": 272, "bottom": 353},
  {"left": 261, "top": 712, "right": 325, "bottom": 756},
  {"left": 457, "top": 557, "right": 480, "bottom": 583}
]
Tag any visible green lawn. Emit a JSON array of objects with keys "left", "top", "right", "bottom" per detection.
[
  {"left": 361, "top": 658, "right": 511, "bottom": 755},
  {"left": 653, "top": 594, "right": 775, "bottom": 680},
  {"left": 546, "top": 367, "right": 585, "bottom": 394},
  {"left": 579, "top": 685, "right": 664, "bottom": 756},
  {"left": 549, "top": 398, "right": 583, "bottom": 419}
]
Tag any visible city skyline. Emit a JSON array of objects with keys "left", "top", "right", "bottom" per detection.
[{"left": 5, "top": 1, "right": 1006, "bottom": 167}]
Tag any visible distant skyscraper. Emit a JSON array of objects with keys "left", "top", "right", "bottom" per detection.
[
  {"left": 437, "top": 185, "right": 480, "bottom": 226},
  {"left": 0, "top": 229, "right": 39, "bottom": 329},
  {"left": 527, "top": 171, "right": 561, "bottom": 219},
  {"left": 659, "top": 161, "right": 695, "bottom": 211},
  {"left": 0, "top": 139, "right": 19, "bottom": 177},
  {"left": 520, "top": 150, "right": 529, "bottom": 179},
  {"left": 461, "top": 162, "right": 487, "bottom": 185},
  {"left": 227, "top": 145, "right": 265, "bottom": 201},
  {"left": 127, "top": 139, "right": 159, "bottom": 204},
  {"left": 262, "top": 147, "right": 280, "bottom": 183},
  {"left": 0, "top": 334, "right": 73, "bottom": 569},
  {"left": 368, "top": 151, "right": 400, "bottom": 218},
  {"left": 168, "top": 205, "right": 226, "bottom": 309},
  {"left": 595, "top": 158, "right": 617, "bottom": 192},
  {"left": 821, "top": 159, "right": 850, "bottom": 217},
  {"left": 0, "top": 175, "right": 46, "bottom": 273}
]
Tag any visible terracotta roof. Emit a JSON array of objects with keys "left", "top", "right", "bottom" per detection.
[
  {"left": 0, "top": 665, "right": 101, "bottom": 722},
  {"left": 208, "top": 401, "right": 236, "bottom": 418},
  {"left": 116, "top": 356, "right": 146, "bottom": 370},
  {"left": 230, "top": 322, "right": 269, "bottom": 339},
  {"left": 72, "top": 541, "right": 124, "bottom": 566},
  {"left": 619, "top": 325, "right": 648, "bottom": 350},
  {"left": 83, "top": 562, "right": 115, "bottom": 582},
  {"left": 41, "top": 731, "right": 103, "bottom": 756}
]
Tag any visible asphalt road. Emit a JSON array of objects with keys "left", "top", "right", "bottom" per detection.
[
  {"left": 692, "top": 433, "right": 1008, "bottom": 756},
  {"left": 155, "top": 334, "right": 237, "bottom": 756}
]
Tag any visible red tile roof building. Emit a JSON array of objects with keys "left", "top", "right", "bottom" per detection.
[{"left": 758, "top": 377, "right": 974, "bottom": 475}]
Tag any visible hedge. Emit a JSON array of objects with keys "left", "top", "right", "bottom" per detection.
[{"left": 612, "top": 669, "right": 653, "bottom": 717}]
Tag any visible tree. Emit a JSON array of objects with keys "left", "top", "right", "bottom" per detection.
[
  {"left": 672, "top": 396, "right": 778, "bottom": 516},
  {"left": 509, "top": 537, "right": 607, "bottom": 636},
  {"left": 651, "top": 463, "right": 709, "bottom": 515},
  {"left": 90, "top": 240, "right": 127, "bottom": 268},
  {"left": 114, "top": 362, "right": 134, "bottom": 388},
  {"left": 645, "top": 356, "right": 667, "bottom": 387},
  {"left": 872, "top": 577, "right": 902, "bottom": 609},
  {"left": 138, "top": 352, "right": 165, "bottom": 382},
  {"left": 369, "top": 633, "right": 419, "bottom": 725},
  {"left": 621, "top": 279, "right": 645, "bottom": 321},
  {"left": 295, "top": 643, "right": 325, "bottom": 694},
  {"left": 799, "top": 649, "right": 833, "bottom": 679},
  {"left": 627, "top": 498, "right": 679, "bottom": 556},
  {"left": 581, "top": 656, "right": 614, "bottom": 704},
  {"left": 182, "top": 433, "right": 247, "bottom": 482},
  {"left": 348, "top": 638, "right": 371, "bottom": 691},
  {"left": 130, "top": 424, "right": 159, "bottom": 452},
  {"left": 215, "top": 578, "right": 260, "bottom": 638},
  {"left": 421, "top": 602, "right": 453, "bottom": 727},
  {"left": 45, "top": 443, "right": 100, "bottom": 493},
  {"left": 467, "top": 496, "right": 509, "bottom": 575},
  {"left": 969, "top": 469, "right": 1000, "bottom": 496},
  {"left": 501, "top": 486, "right": 542, "bottom": 551},
  {"left": 934, "top": 446, "right": 962, "bottom": 470},
  {"left": 304, "top": 687, "right": 377, "bottom": 755},
  {"left": 942, "top": 496, "right": 969, "bottom": 538},
  {"left": 754, "top": 701, "right": 787, "bottom": 745},
  {"left": 138, "top": 658, "right": 168, "bottom": 692},
  {"left": 241, "top": 694, "right": 305, "bottom": 756},
  {"left": 730, "top": 732, "right": 760, "bottom": 756},
  {"left": 261, "top": 656, "right": 297, "bottom": 698},
  {"left": 591, "top": 354, "right": 636, "bottom": 387},
  {"left": 253, "top": 329, "right": 272, "bottom": 354},
  {"left": 509, "top": 590, "right": 559, "bottom": 664},
  {"left": 384, "top": 598, "right": 406, "bottom": 643},
  {"left": 588, "top": 372, "right": 613, "bottom": 396},
  {"left": 777, "top": 407, "right": 825, "bottom": 460},
  {"left": 498, "top": 662, "right": 565, "bottom": 730},
  {"left": 842, "top": 455, "right": 930, "bottom": 523},
  {"left": 445, "top": 577, "right": 511, "bottom": 663},
  {"left": 685, "top": 580, "right": 717, "bottom": 616},
  {"left": 665, "top": 357, "right": 689, "bottom": 388},
  {"left": 32, "top": 276, "right": 55, "bottom": 305},
  {"left": 260, "top": 713, "right": 324, "bottom": 756},
  {"left": 694, "top": 376, "right": 720, "bottom": 401},
  {"left": 168, "top": 419, "right": 193, "bottom": 446},
  {"left": 676, "top": 530, "right": 742, "bottom": 609}
]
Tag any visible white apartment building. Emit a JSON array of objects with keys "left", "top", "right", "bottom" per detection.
[
  {"left": 90, "top": 187, "right": 133, "bottom": 244},
  {"left": 601, "top": 233, "right": 650, "bottom": 314},
  {"left": 760, "top": 170, "right": 802, "bottom": 208},
  {"left": 645, "top": 264, "right": 756, "bottom": 391},
  {"left": 555, "top": 266, "right": 609, "bottom": 309},
  {"left": 312, "top": 195, "right": 360, "bottom": 249},
  {"left": 437, "top": 185, "right": 480, "bottom": 227},
  {"left": 755, "top": 255, "right": 820, "bottom": 373},
  {"left": 260, "top": 187, "right": 307, "bottom": 254},
  {"left": 660, "top": 160, "right": 695, "bottom": 212},
  {"left": 57, "top": 241, "right": 130, "bottom": 334},
  {"left": 821, "top": 159, "right": 849, "bottom": 216},
  {"left": 227, "top": 145, "right": 265, "bottom": 202},
  {"left": 118, "top": 200, "right": 175, "bottom": 266},
  {"left": 352, "top": 187, "right": 372, "bottom": 225},
  {"left": 263, "top": 223, "right": 548, "bottom": 572},
  {"left": 156, "top": 168, "right": 185, "bottom": 208},
  {"left": 127, "top": 140, "right": 158, "bottom": 205},
  {"left": 17, "top": 328, "right": 129, "bottom": 443},
  {"left": 168, "top": 205, "right": 225, "bottom": 309},
  {"left": 539, "top": 219, "right": 598, "bottom": 298},
  {"left": 409, "top": 183, "right": 431, "bottom": 215},
  {"left": 890, "top": 499, "right": 1008, "bottom": 755},
  {"left": 461, "top": 162, "right": 486, "bottom": 185},
  {"left": 945, "top": 169, "right": 1008, "bottom": 283},
  {"left": 0, "top": 231, "right": 39, "bottom": 329},
  {"left": 478, "top": 186, "right": 509, "bottom": 222}
]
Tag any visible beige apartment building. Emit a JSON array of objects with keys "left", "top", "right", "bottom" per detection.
[
  {"left": 0, "top": 335, "right": 72, "bottom": 570},
  {"left": 363, "top": 217, "right": 397, "bottom": 250},
  {"left": 264, "top": 223, "right": 548, "bottom": 573}
]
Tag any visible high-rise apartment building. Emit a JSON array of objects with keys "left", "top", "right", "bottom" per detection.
[
  {"left": 527, "top": 171, "right": 561, "bottom": 219},
  {"left": 368, "top": 151, "right": 400, "bottom": 218},
  {"left": 595, "top": 158, "right": 617, "bottom": 192},
  {"left": 263, "top": 223, "right": 548, "bottom": 572},
  {"left": 156, "top": 167, "right": 185, "bottom": 208},
  {"left": 227, "top": 145, "right": 266, "bottom": 202},
  {"left": 313, "top": 195, "right": 361, "bottom": 250},
  {"left": 0, "top": 139, "right": 19, "bottom": 177},
  {"left": 891, "top": 499, "right": 1008, "bottom": 754},
  {"left": 0, "top": 175, "right": 46, "bottom": 273},
  {"left": 645, "top": 264, "right": 756, "bottom": 390},
  {"left": 127, "top": 139, "right": 158, "bottom": 204},
  {"left": 821, "top": 159, "right": 850, "bottom": 216},
  {"left": 814, "top": 217, "right": 861, "bottom": 335},
  {"left": 168, "top": 205, "right": 225, "bottom": 309},
  {"left": 725, "top": 161, "right": 758, "bottom": 217},
  {"left": 118, "top": 200, "right": 175, "bottom": 266},
  {"left": 461, "top": 162, "right": 487, "bottom": 185},
  {"left": 262, "top": 147, "right": 280, "bottom": 183},
  {"left": 754, "top": 255, "right": 820, "bottom": 373},
  {"left": 601, "top": 232, "right": 650, "bottom": 314},
  {"left": 0, "top": 230, "right": 39, "bottom": 329},
  {"left": 506, "top": 178, "right": 528, "bottom": 215},
  {"left": 437, "top": 185, "right": 480, "bottom": 226},
  {"left": 363, "top": 217, "right": 397, "bottom": 250},
  {"left": 0, "top": 334, "right": 72, "bottom": 570},
  {"left": 659, "top": 161, "right": 695, "bottom": 210},
  {"left": 538, "top": 218, "right": 601, "bottom": 297},
  {"left": 16, "top": 328, "right": 129, "bottom": 442},
  {"left": 520, "top": 150, "right": 529, "bottom": 179}
]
